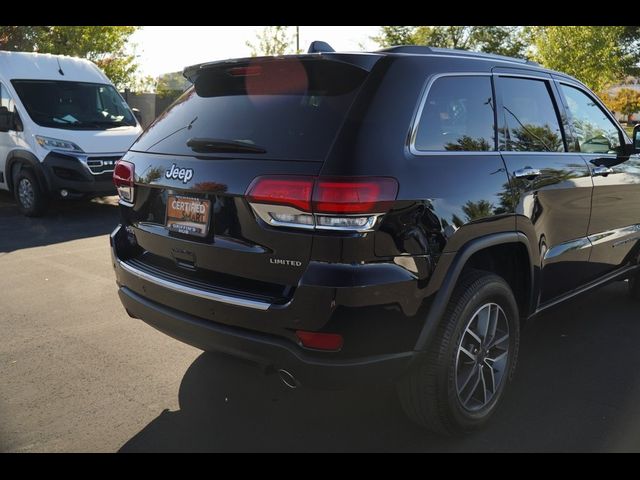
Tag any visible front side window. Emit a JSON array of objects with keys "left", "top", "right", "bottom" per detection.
[
  {"left": 499, "top": 77, "right": 564, "bottom": 152},
  {"left": 11, "top": 80, "right": 136, "bottom": 130},
  {"left": 414, "top": 76, "right": 496, "bottom": 152},
  {"left": 0, "top": 82, "right": 16, "bottom": 113},
  {"left": 559, "top": 84, "right": 622, "bottom": 154}
]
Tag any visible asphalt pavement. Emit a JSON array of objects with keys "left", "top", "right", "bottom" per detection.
[{"left": 1, "top": 190, "right": 640, "bottom": 452}]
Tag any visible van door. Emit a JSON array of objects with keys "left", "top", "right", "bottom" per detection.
[
  {"left": 556, "top": 80, "right": 640, "bottom": 277},
  {"left": 495, "top": 73, "right": 594, "bottom": 305}
]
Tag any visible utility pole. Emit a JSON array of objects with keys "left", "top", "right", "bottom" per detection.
[{"left": 296, "top": 26, "right": 300, "bottom": 53}]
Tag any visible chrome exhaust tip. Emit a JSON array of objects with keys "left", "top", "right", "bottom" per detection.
[{"left": 278, "top": 369, "right": 299, "bottom": 389}]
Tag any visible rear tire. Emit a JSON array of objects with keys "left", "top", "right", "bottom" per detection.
[
  {"left": 13, "top": 169, "right": 47, "bottom": 217},
  {"left": 397, "top": 270, "right": 520, "bottom": 435}
]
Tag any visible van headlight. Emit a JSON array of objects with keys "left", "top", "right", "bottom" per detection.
[{"left": 35, "top": 136, "right": 84, "bottom": 153}]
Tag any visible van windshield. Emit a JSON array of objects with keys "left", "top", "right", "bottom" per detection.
[{"left": 11, "top": 80, "right": 137, "bottom": 130}]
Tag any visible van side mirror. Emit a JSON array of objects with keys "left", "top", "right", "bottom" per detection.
[
  {"left": 0, "top": 107, "right": 14, "bottom": 132},
  {"left": 131, "top": 107, "right": 143, "bottom": 126},
  {"left": 633, "top": 123, "right": 640, "bottom": 152}
]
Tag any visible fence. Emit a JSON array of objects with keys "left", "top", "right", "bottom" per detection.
[{"left": 120, "top": 91, "right": 181, "bottom": 128}]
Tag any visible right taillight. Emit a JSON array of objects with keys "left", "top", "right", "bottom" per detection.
[
  {"left": 113, "top": 160, "right": 135, "bottom": 205},
  {"left": 245, "top": 175, "right": 398, "bottom": 232}
]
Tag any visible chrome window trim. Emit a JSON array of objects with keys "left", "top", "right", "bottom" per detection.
[
  {"left": 408, "top": 71, "right": 616, "bottom": 156},
  {"left": 117, "top": 259, "right": 271, "bottom": 311}
]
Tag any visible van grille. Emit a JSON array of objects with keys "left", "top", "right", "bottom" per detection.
[{"left": 86, "top": 156, "right": 120, "bottom": 175}]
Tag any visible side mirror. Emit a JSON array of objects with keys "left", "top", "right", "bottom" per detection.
[
  {"left": 131, "top": 107, "right": 143, "bottom": 126},
  {"left": 633, "top": 123, "right": 640, "bottom": 151},
  {"left": 0, "top": 107, "right": 14, "bottom": 132}
]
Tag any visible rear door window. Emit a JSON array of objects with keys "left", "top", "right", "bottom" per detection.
[
  {"left": 414, "top": 75, "right": 496, "bottom": 152},
  {"left": 131, "top": 58, "right": 369, "bottom": 161},
  {"left": 498, "top": 76, "right": 565, "bottom": 152}
]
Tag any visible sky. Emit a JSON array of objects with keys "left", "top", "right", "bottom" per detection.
[{"left": 129, "top": 26, "right": 381, "bottom": 78}]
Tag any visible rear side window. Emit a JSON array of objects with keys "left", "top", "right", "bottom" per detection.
[
  {"left": 498, "top": 77, "right": 564, "bottom": 152},
  {"left": 559, "top": 84, "right": 622, "bottom": 154},
  {"left": 131, "top": 58, "right": 369, "bottom": 161},
  {"left": 414, "top": 76, "right": 496, "bottom": 152}
]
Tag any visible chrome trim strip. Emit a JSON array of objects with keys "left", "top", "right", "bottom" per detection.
[
  {"left": 250, "top": 203, "right": 315, "bottom": 230},
  {"left": 117, "top": 259, "right": 271, "bottom": 311},
  {"left": 50, "top": 150, "right": 125, "bottom": 176},
  {"left": 588, "top": 224, "right": 640, "bottom": 248},
  {"left": 543, "top": 237, "right": 592, "bottom": 261},
  {"left": 249, "top": 203, "right": 382, "bottom": 233}
]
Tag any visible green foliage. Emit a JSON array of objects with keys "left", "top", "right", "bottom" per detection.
[
  {"left": 462, "top": 199, "right": 494, "bottom": 221},
  {"left": 156, "top": 71, "right": 191, "bottom": 100},
  {"left": 532, "top": 26, "right": 629, "bottom": 92},
  {"left": 246, "top": 26, "right": 296, "bottom": 56},
  {"left": 0, "top": 26, "right": 47, "bottom": 51},
  {"left": 374, "top": 26, "right": 530, "bottom": 58},
  {"left": 0, "top": 26, "right": 141, "bottom": 90},
  {"left": 372, "top": 26, "right": 415, "bottom": 47}
]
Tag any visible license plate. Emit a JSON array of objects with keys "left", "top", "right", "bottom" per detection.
[{"left": 166, "top": 195, "right": 211, "bottom": 237}]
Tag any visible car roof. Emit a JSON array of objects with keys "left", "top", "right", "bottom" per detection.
[
  {"left": 377, "top": 45, "right": 577, "bottom": 82},
  {"left": 0, "top": 51, "right": 110, "bottom": 84}
]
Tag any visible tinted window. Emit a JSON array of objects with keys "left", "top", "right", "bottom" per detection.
[
  {"left": 499, "top": 77, "right": 564, "bottom": 152},
  {"left": 559, "top": 84, "right": 622, "bottom": 154},
  {"left": 415, "top": 76, "right": 495, "bottom": 152},
  {"left": 11, "top": 80, "right": 136, "bottom": 130},
  {"left": 131, "top": 58, "right": 369, "bottom": 161}
]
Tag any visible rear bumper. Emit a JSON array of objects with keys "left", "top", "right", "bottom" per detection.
[
  {"left": 110, "top": 224, "right": 425, "bottom": 387},
  {"left": 119, "top": 286, "right": 418, "bottom": 388}
]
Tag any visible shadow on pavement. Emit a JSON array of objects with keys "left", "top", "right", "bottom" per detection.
[
  {"left": 0, "top": 191, "right": 119, "bottom": 253},
  {"left": 120, "top": 282, "right": 640, "bottom": 452}
]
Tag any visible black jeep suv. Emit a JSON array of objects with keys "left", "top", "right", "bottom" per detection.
[{"left": 111, "top": 43, "right": 640, "bottom": 434}]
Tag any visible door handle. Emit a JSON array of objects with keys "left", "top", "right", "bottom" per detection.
[
  {"left": 592, "top": 166, "right": 614, "bottom": 177},
  {"left": 513, "top": 168, "right": 542, "bottom": 179}
]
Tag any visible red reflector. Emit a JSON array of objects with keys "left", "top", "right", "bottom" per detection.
[
  {"left": 296, "top": 331, "right": 344, "bottom": 351},
  {"left": 113, "top": 160, "right": 134, "bottom": 186},
  {"left": 313, "top": 177, "right": 398, "bottom": 214},
  {"left": 227, "top": 66, "right": 262, "bottom": 76},
  {"left": 246, "top": 176, "right": 314, "bottom": 212}
]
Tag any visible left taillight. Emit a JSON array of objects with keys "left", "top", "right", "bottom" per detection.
[{"left": 113, "top": 160, "right": 135, "bottom": 205}]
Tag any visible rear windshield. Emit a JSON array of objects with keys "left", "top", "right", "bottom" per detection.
[{"left": 131, "top": 58, "right": 369, "bottom": 161}]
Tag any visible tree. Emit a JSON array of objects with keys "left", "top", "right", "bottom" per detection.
[
  {"left": 602, "top": 88, "right": 640, "bottom": 123},
  {"left": 246, "top": 26, "right": 297, "bottom": 56},
  {"left": 373, "top": 26, "right": 530, "bottom": 58},
  {"left": 0, "top": 26, "right": 141, "bottom": 90},
  {"left": 0, "top": 26, "right": 46, "bottom": 51},
  {"left": 532, "top": 26, "right": 629, "bottom": 93},
  {"left": 372, "top": 26, "right": 415, "bottom": 48}
]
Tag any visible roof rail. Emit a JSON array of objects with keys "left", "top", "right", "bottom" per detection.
[{"left": 378, "top": 45, "right": 539, "bottom": 67}]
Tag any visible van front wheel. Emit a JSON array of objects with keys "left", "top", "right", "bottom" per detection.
[{"left": 14, "top": 169, "right": 46, "bottom": 217}]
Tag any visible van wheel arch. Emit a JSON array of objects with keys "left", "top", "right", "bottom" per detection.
[{"left": 6, "top": 150, "right": 48, "bottom": 194}]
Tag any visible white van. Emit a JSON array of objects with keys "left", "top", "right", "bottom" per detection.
[{"left": 0, "top": 51, "right": 143, "bottom": 216}]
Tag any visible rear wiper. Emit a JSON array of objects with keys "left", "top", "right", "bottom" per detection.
[{"left": 186, "top": 138, "right": 267, "bottom": 154}]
